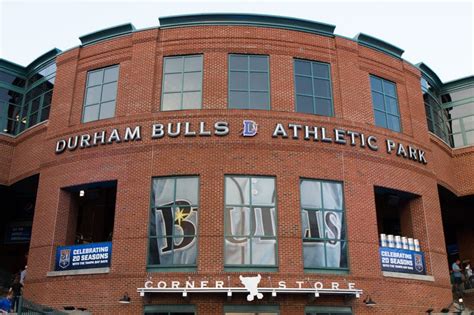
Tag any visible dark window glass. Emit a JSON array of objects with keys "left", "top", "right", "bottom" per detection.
[
  {"left": 229, "top": 55, "right": 270, "bottom": 110},
  {"left": 370, "top": 75, "right": 400, "bottom": 132},
  {"left": 0, "top": 71, "right": 26, "bottom": 87},
  {"left": 82, "top": 65, "right": 119, "bottom": 123},
  {"left": 27, "top": 63, "right": 56, "bottom": 86},
  {"left": 0, "top": 88, "right": 23, "bottom": 105},
  {"left": 224, "top": 176, "right": 277, "bottom": 266},
  {"left": 300, "top": 179, "right": 347, "bottom": 270},
  {"left": 294, "top": 59, "right": 333, "bottom": 116},
  {"left": 148, "top": 177, "right": 199, "bottom": 267}
]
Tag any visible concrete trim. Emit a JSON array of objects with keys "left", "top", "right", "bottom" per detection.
[
  {"left": 47, "top": 267, "right": 110, "bottom": 277},
  {"left": 383, "top": 271, "right": 435, "bottom": 282}
]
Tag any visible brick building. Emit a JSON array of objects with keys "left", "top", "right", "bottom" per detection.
[{"left": 0, "top": 14, "right": 473, "bottom": 314}]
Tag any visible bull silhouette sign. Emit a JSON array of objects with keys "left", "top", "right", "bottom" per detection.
[{"left": 239, "top": 274, "right": 263, "bottom": 301}]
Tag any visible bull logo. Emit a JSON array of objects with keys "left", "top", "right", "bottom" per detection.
[
  {"left": 414, "top": 254, "right": 424, "bottom": 273},
  {"left": 59, "top": 249, "right": 71, "bottom": 269},
  {"left": 239, "top": 274, "right": 263, "bottom": 301},
  {"left": 242, "top": 120, "right": 258, "bottom": 137}
]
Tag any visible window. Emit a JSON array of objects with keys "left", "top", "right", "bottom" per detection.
[
  {"left": 144, "top": 305, "right": 195, "bottom": 315},
  {"left": 305, "top": 306, "right": 352, "bottom": 315},
  {"left": 148, "top": 176, "right": 199, "bottom": 268},
  {"left": 62, "top": 181, "right": 117, "bottom": 245},
  {"left": 370, "top": 75, "right": 401, "bottom": 132},
  {"left": 294, "top": 59, "right": 333, "bottom": 116},
  {"left": 82, "top": 65, "right": 119, "bottom": 123},
  {"left": 444, "top": 87, "right": 474, "bottom": 147},
  {"left": 421, "top": 77, "right": 453, "bottom": 146},
  {"left": 229, "top": 55, "right": 270, "bottom": 110},
  {"left": 224, "top": 305, "right": 279, "bottom": 315},
  {"left": 224, "top": 176, "right": 277, "bottom": 267},
  {"left": 0, "top": 62, "right": 56, "bottom": 135},
  {"left": 162, "top": 55, "right": 203, "bottom": 111},
  {"left": 300, "top": 179, "right": 347, "bottom": 270}
]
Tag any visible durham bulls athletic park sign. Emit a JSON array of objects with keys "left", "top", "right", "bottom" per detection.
[{"left": 55, "top": 120, "right": 428, "bottom": 164}]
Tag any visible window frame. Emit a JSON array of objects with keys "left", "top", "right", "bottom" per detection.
[
  {"left": 223, "top": 175, "right": 278, "bottom": 270},
  {"left": 370, "top": 75, "right": 402, "bottom": 132},
  {"left": 161, "top": 54, "right": 203, "bottom": 111},
  {"left": 144, "top": 304, "right": 195, "bottom": 315},
  {"left": 224, "top": 304, "right": 280, "bottom": 314},
  {"left": 82, "top": 64, "right": 119, "bottom": 123},
  {"left": 299, "top": 178, "right": 349, "bottom": 273},
  {"left": 228, "top": 54, "right": 271, "bottom": 110},
  {"left": 147, "top": 175, "right": 200, "bottom": 271},
  {"left": 305, "top": 306, "right": 353, "bottom": 315},
  {"left": 293, "top": 58, "right": 334, "bottom": 116}
]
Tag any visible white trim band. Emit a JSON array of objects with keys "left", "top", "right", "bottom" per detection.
[
  {"left": 383, "top": 271, "right": 435, "bottom": 281},
  {"left": 47, "top": 267, "right": 110, "bottom": 277}
]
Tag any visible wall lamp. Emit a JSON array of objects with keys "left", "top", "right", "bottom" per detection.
[
  {"left": 363, "top": 295, "right": 376, "bottom": 306},
  {"left": 119, "top": 292, "right": 131, "bottom": 304}
]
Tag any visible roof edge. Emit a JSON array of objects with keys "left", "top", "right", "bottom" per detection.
[
  {"left": 26, "top": 48, "right": 61, "bottom": 73},
  {"left": 159, "top": 13, "right": 336, "bottom": 37},
  {"left": 355, "top": 33, "right": 404, "bottom": 59},
  {"left": 416, "top": 62, "right": 443, "bottom": 90},
  {"left": 442, "top": 75, "right": 474, "bottom": 92},
  {"left": 79, "top": 23, "right": 136, "bottom": 46},
  {"left": 0, "top": 59, "right": 27, "bottom": 76}
]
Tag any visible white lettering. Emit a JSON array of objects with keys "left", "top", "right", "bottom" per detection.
[
  {"left": 107, "top": 128, "right": 121, "bottom": 143},
  {"left": 55, "top": 140, "right": 67, "bottom": 154},
  {"left": 314, "top": 282, "right": 323, "bottom": 290},
  {"left": 214, "top": 122, "right": 229, "bottom": 136},
  {"left": 171, "top": 281, "right": 180, "bottom": 289},
  {"left": 124, "top": 126, "right": 141, "bottom": 141},
  {"left": 272, "top": 123, "right": 288, "bottom": 138},
  {"left": 152, "top": 124, "right": 164, "bottom": 138},
  {"left": 157, "top": 281, "right": 167, "bottom": 288}
]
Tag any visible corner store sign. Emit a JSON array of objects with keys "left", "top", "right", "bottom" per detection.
[
  {"left": 55, "top": 120, "right": 427, "bottom": 164},
  {"left": 137, "top": 274, "right": 362, "bottom": 299}
]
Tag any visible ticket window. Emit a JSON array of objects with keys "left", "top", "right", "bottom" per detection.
[
  {"left": 63, "top": 181, "right": 116, "bottom": 245},
  {"left": 374, "top": 186, "right": 419, "bottom": 239}
]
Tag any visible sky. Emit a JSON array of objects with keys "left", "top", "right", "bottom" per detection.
[{"left": 0, "top": 0, "right": 472, "bottom": 83}]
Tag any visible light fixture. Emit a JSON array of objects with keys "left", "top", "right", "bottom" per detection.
[
  {"left": 79, "top": 190, "right": 85, "bottom": 197},
  {"left": 63, "top": 306, "right": 75, "bottom": 310},
  {"left": 119, "top": 292, "right": 131, "bottom": 304},
  {"left": 363, "top": 295, "right": 376, "bottom": 306},
  {"left": 425, "top": 308, "right": 433, "bottom": 314}
]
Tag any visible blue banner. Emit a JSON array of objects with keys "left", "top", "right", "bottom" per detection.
[
  {"left": 55, "top": 242, "right": 112, "bottom": 271},
  {"left": 5, "top": 223, "right": 32, "bottom": 243},
  {"left": 379, "top": 247, "right": 426, "bottom": 275}
]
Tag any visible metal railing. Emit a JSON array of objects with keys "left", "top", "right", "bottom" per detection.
[{"left": 16, "top": 296, "right": 67, "bottom": 315}]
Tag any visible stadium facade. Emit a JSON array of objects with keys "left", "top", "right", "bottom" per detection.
[{"left": 0, "top": 14, "right": 473, "bottom": 314}]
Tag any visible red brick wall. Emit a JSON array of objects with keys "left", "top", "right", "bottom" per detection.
[{"left": 1, "top": 24, "right": 472, "bottom": 314}]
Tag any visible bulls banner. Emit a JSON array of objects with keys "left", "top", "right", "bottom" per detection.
[
  {"left": 379, "top": 247, "right": 426, "bottom": 275},
  {"left": 150, "top": 177, "right": 199, "bottom": 265},
  {"left": 55, "top": 242, "right": 112, "bottom": 271}
]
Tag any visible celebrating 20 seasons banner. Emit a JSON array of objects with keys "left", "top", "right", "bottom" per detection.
[
  {"left": 55, "top": 242, "right": 112, "bottom": 271},
  {"left": 379, "top": 247, "right": 426, "bottom": 275}
]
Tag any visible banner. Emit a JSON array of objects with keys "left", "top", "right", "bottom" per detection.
[
  {"left": 55, "top": 242, "right": 112, "bottom": 271},
  {"left": 4, "top": 222, "right": 32, "bottom": 243},
  {"left": 379, "top": 247, "right": 426, "bottom": 275}
]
